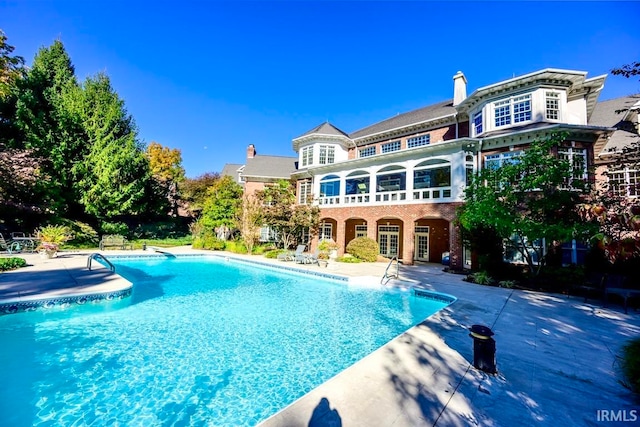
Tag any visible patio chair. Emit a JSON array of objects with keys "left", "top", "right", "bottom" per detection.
[
  {"left": 276, "top": 249, "right": 296, "bottom": 261},
  {"left": 293, "top": 245, "right": 310, "bottom": 264},
  {"left": 0, "top": 233, "right": 19, "bottom": 254},
  {"left": 298, "top": 248, "right": 321, "bottom": 266}
]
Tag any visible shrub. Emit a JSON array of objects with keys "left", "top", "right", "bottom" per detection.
[
  {"left": 336, "top": 255, "right": 361, "bottom": 263},
  {"left": 100, "top": 221, "right": 129, "bottom": 237},
  {"left": 132, "top": 220, "right": 190, "bottom": 240},
  {"left": 192, "top": 231, "right": 226, "bottom": 250},
  {"left": 0, "top": 257, "right": 27, "bottom": 271},
  {"left": 225, "top": 240, "right": 248, "bottom": 254},
  {"left": 37, "top": 225, "right": 72, "bottom": 251},
  {"left": 469, "top": 271, "right": 495, "bottom": 286},
  {"left": 346, "top": 237, "right": 378, "bottom": 262},
  {"left": 621, "top": 338, "right": 640, "bottom": 394},
  {"left": 56, "top": 219, "right": 99, "bottom": 248}
]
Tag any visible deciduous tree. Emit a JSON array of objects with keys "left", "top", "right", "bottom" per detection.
[
  {"left": 458, "top": 133, "right": 595, "bottom": 276},
  {"left": 146, "top": 141, "right": 185, "bottom": 216}
]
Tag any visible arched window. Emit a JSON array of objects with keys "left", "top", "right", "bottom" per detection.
[
  {"left": 345, "top": 170, "right": 370, "bottom": 195},
  {"left": 320, "top": 174, "right": 341, "bottom": 197},
  {"left": 413, "top": 159, "right": 450, "bottom": 189},
  {"left": 376, "top": 165, "right": 406, "bottom": 192}
]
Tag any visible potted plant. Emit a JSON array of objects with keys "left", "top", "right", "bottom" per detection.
[
  {"left": 36, "top": 225, "right": 71, "bottom": 258},
  {"left": 318, "top": 238, "right": 339, "bottom": 261}
]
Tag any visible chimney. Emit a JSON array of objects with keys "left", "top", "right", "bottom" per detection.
[
  {"left": 453, "top": 71, "right": 467, "bottom": 106},
  {"left": 247, "top": 144, "right": 256, "bottom": 159}
]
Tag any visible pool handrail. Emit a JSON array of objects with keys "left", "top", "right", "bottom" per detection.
[
  {"left": 87, "top": 253, "right": 115, "bottom": 271},
  {"left": 381, "top": 256, "right": 399, "bottom": 285}
]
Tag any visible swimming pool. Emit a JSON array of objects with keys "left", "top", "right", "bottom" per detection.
[{"left": 0, "top": 255, "right": 454, "bottom": 426}]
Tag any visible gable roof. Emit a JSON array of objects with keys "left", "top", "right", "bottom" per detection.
[
  {"left": 296, "top": 122, "right": 350, "bottom": 139},
  {"left": 242, "top": 154, "right": 298, "bottom": 179},
  {"left": 590, "top": 95, "right": 640, "bottom": 158},
  {"left": 350, "top": 100, "right": 456, "bottom": 140},
  {"left": 221, "top": 163, "right": 244, "bottom": 185}
]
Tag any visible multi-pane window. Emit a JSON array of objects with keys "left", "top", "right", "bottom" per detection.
[
  {"left": 494, "top": 94, "right": 532, "bottom": 127},
  {"left": 609, "top": 168, "right": 640, "bottom": 197},
  {"left": 319, "top": 223, "right": 333, "bottom": 241},
  {"left": 558, "top": 147, "right": 587, "bottom": 188},
  {"left": 473, "top": 111, "right": 483, "bottom": 135},
  {"left": 407, "top": 134, "right": 430, "bottom": 148},
  {"left": 319, "top": 145, "right": 335, "bottom": 165},
  {"left": 301, "top": 146, "right": 313, "bottom": 167},
  {"left": 484, "top": 151, "right": 523, "bottom": 170},
  {"left": 546, "top": 91, "right": 560, "bottom": 120},
  {"left": 298, "top": 180, "right": 312, "bottom": 204},
  {"left": 494, "top": 100, "right": 511, "bottom": 127},
  {"left": 359, "top": 146, "right": 376, "bottom": 158},
  {"left": 381, "top": 141, "right": 401, "bottom": 153},
  {"left": 513, "top": 94, "right": 532, "bottom": 123},
  {"left": 355, "top": 225, "right": 367, "bottom": 238}
]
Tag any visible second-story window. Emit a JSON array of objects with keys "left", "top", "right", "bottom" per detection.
[
  {"left": 381, "top": 141, "right": 401, "bottom": 153},
  {"left": 407, "top": 135, "right": 430, "bottom": 148},
  {"left": 319, "top": 145, "right": 335, "bottom": 165},
  {"left": 546, "top": 91, "right": 560, "bottom": 120},
  {"left": 608, "top": 168, "right": 640, "bottom": 197},
  {"left": 301, "top": 146, "right": 313, "bottom": 167},
  {"left": 473, "top": 111, "right": 483, "bottom": 135},
  {"left": 494, "top": 94, "right": 532, "bottom": 127},
  {"left": 485, "top": 151, "right": 523, "bottom": 170},
  {"left": 320, "top": 175, "right": 341, "bottom": 198},
  {"left": 298, "top": 180, "right": 312, "bottom": 204},
  {"left": 359, "top": 146, "right": 376, "bottom": 158},
  {"left": 558, "top": 147, "right": 587, "bottom": 188}
]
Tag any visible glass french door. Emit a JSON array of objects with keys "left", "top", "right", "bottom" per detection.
[
  {"left": 414, "top": 226, "right": 429, "bottom": 261},
  {"left": 378, "top": 225, "right": 399, "bottom": 258}
]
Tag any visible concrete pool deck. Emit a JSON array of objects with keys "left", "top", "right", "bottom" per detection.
[{"left": 1, "top": 248, "right": 639, "bottom": 426}]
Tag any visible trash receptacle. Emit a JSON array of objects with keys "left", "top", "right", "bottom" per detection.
[{"left": 469, "top": 324, "right": 496, "bottom": 374}]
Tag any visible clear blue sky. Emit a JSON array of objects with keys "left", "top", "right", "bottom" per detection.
[{"left": 2, "top": 1, "right": 639, "bottom": 178}]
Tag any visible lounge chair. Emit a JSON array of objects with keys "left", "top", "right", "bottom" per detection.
[
  {"left": 297, "top": 248, "right": 322, "bottom": 266},
  {"left": 276, "top": 248, "right": 297, "bottom": 261},
  {"left": 294, "top": 245, "right": 311, "bottom": 264}
]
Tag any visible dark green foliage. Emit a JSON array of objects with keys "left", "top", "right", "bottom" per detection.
[
  {"left": 468, "top": 271, "right": 495, "bottom": 286},
  {"left": 56, "top": 219, "right": 99, "bottom": 247},
  {"left": 131, "top": 220, "right": 190, "bottom": 240},
  {"left": 346, "top": 237, "right": 379, "bottom": 262},
  {"left": 0, "top": 257, "right": 27, "bottom": 271},
  {"left": 621, "top": 338, "right": 640, "bottom": 393},
  {"left": 100, "top": 221, "right": 129, "bottom": 237}
]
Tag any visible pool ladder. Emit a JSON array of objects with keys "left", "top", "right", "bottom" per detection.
[
  {"left": 87, "top": 253, "right": 115, "bottom": 271},
  {"left": 381, "top": 256, "right": 399, "bottom": 285}
]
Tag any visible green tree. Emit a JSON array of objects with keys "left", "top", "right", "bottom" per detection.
[
  {"left": 0, "top": 29, "right": 24, "bottom": 99},
  {"left": 13, "top": 39, "right": 85, "bottom": 216},
  {"left": 76, "top": 72, "right": 151, "bottom": 220},
  {"left": 235, "top": 193, "right": 263, "bottom": 255},
  {"left": 458, "top": 133, "right": 595, "bottom": 277},
  {"left": 180, "top": 172, "right": 220, "bottom": 217},
  {"left": 199, "top": 174, "right": 243, "bottom": 234},
  {"left": 256, "top": 179, "right": 320, "bottom": 249}
]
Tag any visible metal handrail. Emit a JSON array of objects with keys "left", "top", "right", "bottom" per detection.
[
  {"left": 87, "top": 253, "right": 115, "bottom": 271},
  {"left": 381, "top": 256, "right": 399, "bottom": 285}
]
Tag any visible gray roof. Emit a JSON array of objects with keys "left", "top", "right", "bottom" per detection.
[
  {"left": 242, "top": 155, "right": 298, "bottom": 179},
  {"left": 221, "top": 163, "right": 243, "bottom": 177},
  {"left": 590, "top": 95, "right": 640, "bottom": 156},
  {"left": 350, "top": 99, "right": 456, "bottom": 140},
  {"left": 296, "top": 122, "right": 350, "bottom": 139}
]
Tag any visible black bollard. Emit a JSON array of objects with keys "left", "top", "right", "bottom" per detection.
[{"left": 469, "top": 324, "right": 497, "bottom": 374}]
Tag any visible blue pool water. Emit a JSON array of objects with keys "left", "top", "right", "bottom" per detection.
[{"left": 0, "top": 256, "right": 453, "bottom": 426}]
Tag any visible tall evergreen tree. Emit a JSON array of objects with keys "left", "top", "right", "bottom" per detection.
[
  {"left": 76, "top": 72, "right": 152, "bottom": 220},
  {"left": 13, "top": 39, "right": 85, "bottom": 216}
]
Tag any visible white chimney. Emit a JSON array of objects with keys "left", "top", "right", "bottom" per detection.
[{"left": 453, "top": 71, "right": 467, "bottom": 106}]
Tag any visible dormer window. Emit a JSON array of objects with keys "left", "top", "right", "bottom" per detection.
[
  {"left": 319, "top": 145, "right": 335, "bottom": 165},
  {"left": 473, "top": 111, "right": 483, "bottom": 135},
  {"left": 494, "top": 94, "right": 532, "bottom": 127},
  {"left": 546, "top": 91, "right": 560, "bottom": 120},
  {"left": 301, "top": 146, "right": 313, "bottom": 167}
]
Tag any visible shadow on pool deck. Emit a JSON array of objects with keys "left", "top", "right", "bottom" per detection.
[{"left": 1, "top": 248, "right": 640, "bottom": 426}]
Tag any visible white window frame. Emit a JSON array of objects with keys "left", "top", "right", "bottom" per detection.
[
  {"left": 484, "top": 151, "right": 523, "bottom": 170},
  {"left": 301, "top": 146, "right": 314, "bottom": 167},
  {"left": 407, "top": 134, "right": 430, "bottom": 148},
  {"left": 319, "top": 222, "right": 333, "bottom": 241},
  {"left": 608, "top": 168, "right": 640, "bottom": 197},
  {"left": 473, "top": 111, "right": 483, "bottom": 135},
  {"left": 359, "top": 146, "right": 376, "bottom": 158},
  {"left": 545, "top": 91, "right": 560, "bottom": 120},
  {"left": 298, "top": 180, "right": 312, "bottom": 204},
  {"left": 493, "top": 93, "right": 532, "bottom": 128},
  {"left": 319, "top": 144, "right": 335, "bottom": 165},
  {"left": 558, "top": 147, "right": 587, "bottom": 188},
  {"left": 381, "top": 141, "right": 401, "bottom": 153},
  {"left": 355, "top": 225, "right": 367, "bottom": 238}
]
